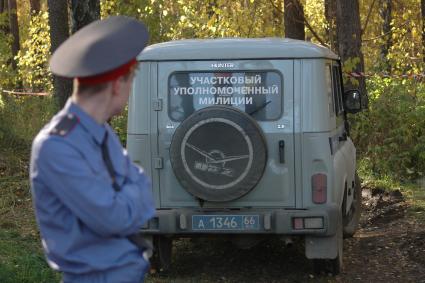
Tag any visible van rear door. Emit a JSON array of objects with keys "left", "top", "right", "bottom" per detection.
[{"left": 155, "top": 60, "right": 296, "bottom": 208}]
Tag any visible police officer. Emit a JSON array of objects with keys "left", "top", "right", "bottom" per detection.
[{"left": 30, "top": 16, "right": 155, "bottom": 283}]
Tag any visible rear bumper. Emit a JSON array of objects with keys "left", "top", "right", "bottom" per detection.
[{"left": 140, "top": 205, "right": 339, "bottom": 237}]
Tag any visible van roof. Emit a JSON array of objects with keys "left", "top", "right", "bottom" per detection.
[{"left": 138, "top": 38, "right": 339, "bottom": 61}]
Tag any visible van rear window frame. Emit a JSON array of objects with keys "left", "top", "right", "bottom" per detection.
[{"left": 167, "top": 70, "right": 284, "bottom": 122}]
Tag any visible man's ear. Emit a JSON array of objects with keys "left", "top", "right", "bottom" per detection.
[{"left": 111, "top": 79, "right": 121, "bottom": 96}]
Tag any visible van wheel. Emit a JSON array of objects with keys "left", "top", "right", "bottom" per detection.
[
  {"left": 343, "top": 173, "right": 362, "bottom": 238},
  {"left": 313, "top": 218, "right": 343, "bottom": 275},
  {"left": 151, "top": 236, "right": 172, "bottom": 272}
]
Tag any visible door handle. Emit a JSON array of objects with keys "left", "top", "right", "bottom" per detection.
[{"left": 279, "top": 140, "right": 285, "bottom": 163}]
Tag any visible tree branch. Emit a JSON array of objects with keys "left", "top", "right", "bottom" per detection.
[
  {"left": 247, "top": 1, "right": 259, "bottom": 37},
  {"left": 268, "top": 0, "right": 328, "bottom": 47},
  {"left": 293, "top": 1, "right": 328, "bottom": 47},
  {"left": 363, "top": 19, "right": 410, "bottom": 42},
  {"left": 361, "top": 0, "right": 379, "bottom": 36},
  {"left": 268, "top": 0, "right": 283, "bottom": 15},
  {"left": 302, "top": 13, "right": 329, "bottom": 47}
]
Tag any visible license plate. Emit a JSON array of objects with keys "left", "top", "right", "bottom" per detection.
[{"left": 192, "top": 215, "right": 260, "bottom": 231}]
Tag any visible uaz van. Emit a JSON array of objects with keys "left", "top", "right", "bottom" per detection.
[{"left": 127, "top": 38, "right": 362, "bottom": 274}]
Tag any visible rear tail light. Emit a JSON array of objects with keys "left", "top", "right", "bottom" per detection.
[
  {"left": 312, "top": 173, "right": 327, "bottom": 204},
  {"left": 293, "top": 218, "right": 304, "bottom": 230}
]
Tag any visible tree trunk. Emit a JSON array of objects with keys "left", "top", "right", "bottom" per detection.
[
  {"left": 7, "top": 0, "right": 19, "bottom": 70},
  {"left": 336, "top": 0, "right": 367, "bottom": 108},
  {"left": 0, "top": 0, "right": 5, "bottom": 14},
  {"left": 0, "top": 0, "right": 9, "bottom": 33},
  {"left": 380, "top": 0, "right": 392, "bottom": 72},
  {"left": 325, "top": 0, "right": 338, "bottom": 53},
  {"left": 48, "top": 0, "right": 72, "bottom": 108},
  {"left": 421, "top": 0, "right": 425, "bottom": 63},
  {"left": 30, "top": 0, "right": 40, "bottom": 14},
  {"left": 207, "top": 0, "right": 216, "bottom": 17},
  {"left": 71, "top": 0, "right": 100, "bottom": 34},
  {"left": 284, "top": 0, "right": 305, "bottom": 40}
]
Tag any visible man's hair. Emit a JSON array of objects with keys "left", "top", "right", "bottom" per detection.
[
  {"left": 77, "top": 71, "right": 133, "bottom": 94},
  {"left": 77, "top": 81, "right": 110, "bottom": 94}
]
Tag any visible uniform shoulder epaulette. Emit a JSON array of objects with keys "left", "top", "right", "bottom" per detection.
[{"left": 50, "top": 113, "right": 79, "bottom": 137}]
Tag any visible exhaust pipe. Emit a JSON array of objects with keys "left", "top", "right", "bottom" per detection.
[{"left": 282, "top": 236, "right": 293, "bottom": 247}]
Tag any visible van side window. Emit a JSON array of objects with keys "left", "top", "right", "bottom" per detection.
[
  {"left": 325, "top": 64, "right": 334, "bottom": 116},
  {"left": 332, "top": 64, "right": 344, "bottom": 115}
]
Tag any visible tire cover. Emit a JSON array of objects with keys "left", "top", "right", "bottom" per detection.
[{"left": 170, "top": 106, "right": 267, "bottom": 202}]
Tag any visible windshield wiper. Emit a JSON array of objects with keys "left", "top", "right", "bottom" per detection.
[{"left": 248, "top": 100, "right": 271, "bottom": 116}]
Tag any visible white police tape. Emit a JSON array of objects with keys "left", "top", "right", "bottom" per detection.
[{"left": 1, "top": 89, "right": 50, "bottom": 96}]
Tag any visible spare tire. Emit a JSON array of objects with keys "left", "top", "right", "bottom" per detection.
[{"left": 170, "top": 106, "right": 267, "bottom": 202}]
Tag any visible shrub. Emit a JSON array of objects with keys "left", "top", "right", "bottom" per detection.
[
  {"left": 110, "top": 106, "right": 128, "bottom": 146},
  {"left": 350, "top": 76, "right": 425, "bottom": 181},
  {"left": 0, "top": 94, "right": 56, "bottom": 151},
  {"left": 16, "top": 11, "right": 52, "bottom": 93},
  {"left": 0, "top": 13, "right": 18, "bottom": 89}
]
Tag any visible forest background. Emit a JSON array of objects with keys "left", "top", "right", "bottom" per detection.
[{"left": 0, "top": 0, "right": 424, "bottom": 282}]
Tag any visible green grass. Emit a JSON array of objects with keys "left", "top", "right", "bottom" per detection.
[
  {"left": 403, "top": 182, "right": 425, "bottom": 221},
  {"left": 0, "top": 230, "right": 61, "bottom": 283},
  {"left": 0, "top": 147, "right": 60, "bottom": 283}
]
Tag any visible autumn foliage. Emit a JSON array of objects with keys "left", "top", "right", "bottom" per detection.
[{"left": 0, "top": 0, "right": 424, "bottom": 181}]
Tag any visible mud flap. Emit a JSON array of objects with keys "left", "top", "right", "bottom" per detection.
[
  {"left": 305, "top": 212, "right": 342, "bottom": 259},
  {"left": 305, "top": 233, "right": 338, "bottom": 259}
]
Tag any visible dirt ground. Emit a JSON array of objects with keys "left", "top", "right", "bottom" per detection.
[{"left": 147, "top": 187, "right": 425, "bottom": 283}]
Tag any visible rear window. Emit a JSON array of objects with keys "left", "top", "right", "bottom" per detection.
[{"left": 168, "top": 71, "right": 283, "bottom": 121}]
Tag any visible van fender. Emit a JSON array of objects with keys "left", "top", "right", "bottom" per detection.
[{"left": 333, "top": 148, "right": 348, "bottom": 208}]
